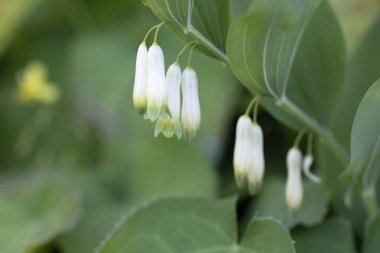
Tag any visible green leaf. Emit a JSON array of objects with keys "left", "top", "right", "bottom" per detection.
[
  {"left": 232, "top": 0, "right": 254, "bottom": 18},
  {"left": 318, "top": 142, "right": 367, "bottom": 232},
  {"left": 144, "top": 0, "right": 231, "bottom": 63},
  {"left": 292, "top": 218, "right": 356, "bottom": 253},
  {"left": 342, "top": 79, "right": 380, "bottom": 194},
  {"left": 317, "top": 15, "right": 380, "bottom": 231},
  {"left": 363, "top": 214, "right": 380, "bottom": 253},
  {"left": 234, "top": 1, "right": 345, "bottom": 131},
  {"left": 333, "top": 15, "right": 380, "bottom": 149},
  {"left": 0, "top": 0, "right": 45, "bottom": 57},
  {"left": 286, "top": 0, "right": 346, "bottom": 126},
  {"left": 227, "top": 0, "right": 321, "bottom": 96},
  {"left": 249, "top": 176, "right": 328, "bottom": 228},
  {"left": 0, "top": 175, "right": 81, "bottom": 253},
  {"left": 96, "top": 197, "right": 295, "bottom": 253}
]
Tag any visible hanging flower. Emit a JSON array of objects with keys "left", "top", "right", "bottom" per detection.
[
  {"left": 181, "top": 67, "right": 200, "bottom": 140},
  {"left": 166, "top": 63, "right": 182, "bottom": 139},
  {"left": 302, "top": 154, "right": 321, "bottom": 183},
  {"left": 247, "top": 122, "right": 265, "bottom": 194},
  {"left": 233, "top": 115, "right": 254, "bottom": 187},
  {"left": 146, "top": 43, "right": 166, "bottom": 122},
  {"left": 154, "top": 113, "right": 174, "bottom": 138},
  {"left": 133, "top": 43, "right": 148, "bottom": 114},
  {"left": 285, "top": 147, "right": 304, "bottom": 213}
]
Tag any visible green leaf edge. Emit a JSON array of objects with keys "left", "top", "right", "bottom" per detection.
[{"left": 94, "top": 195, "right": 238, "bottom": 253}]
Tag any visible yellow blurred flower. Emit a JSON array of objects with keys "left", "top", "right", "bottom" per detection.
[{"left": 18, "top": 61, "right": 61, "bottom": 104}]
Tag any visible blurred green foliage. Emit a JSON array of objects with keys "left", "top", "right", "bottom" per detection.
[{"left": 0, "top": 0, "right": 379, "bottom": 252}]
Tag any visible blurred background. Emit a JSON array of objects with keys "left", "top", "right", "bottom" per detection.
[{"left": 0, "top": 0, "right": 379, "bottom": 253}]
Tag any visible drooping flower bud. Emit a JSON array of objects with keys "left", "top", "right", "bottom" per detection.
[
  {"left": 233, "top": 115, "right": 254, "bottom": 187},
  {"left": 302, "top": 155, "right": 321, "bottom": 183},
  {"left": 181, "top": 67, "right": 200, "bottom": 140},
  {"left": 247, "top": 123, "right": 265, "bottom": 194},
  {"left": 146, "top": 44, "right": 166, "bottom": 121},
  {"left": 166, "top": 63, "right": 182, "bottom": 139},
  {"left": 285, "top": 148, "right": 303, "bottom": 213},
  {"left": 133, "top": 43, "right": 148, "bottom": 114}
]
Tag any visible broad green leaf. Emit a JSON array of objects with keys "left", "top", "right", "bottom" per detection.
[
  {"left": 0, "top": 0, "right": 45, "bottom": 57},
  {"left": 227, "top": 0, "right": 321, "bottom": 96},
  {"left": 333, "top": 15, "right": 380, "bottom": 149},
  {"left": 232, "top": 0, "right": 254, "bottom": 18},
  {"left": 342, "top": 79, "right": 380, "bottom": 193},
  {"left": 292, "top": 218, "right": 356, "bottom": 253},
  {"left": 363, "top": 214, "right": 380, "bottom": 253},
  {"left": 241, "top": 1, "right": 345, "bottom": 131},
  {"left": 240, "top": 218, "right": 296, "bottom": 253},
  {"left": 318, "top": 142, "right": 367, "bottom": 232},
  {"left": 286, "top": 0, "right": 346, "bottom": 126},
  {"left": 318, "top": 15, "right": 380, "bottom": 232},
  {"left": 0, "top": 175, "right": 80, "bottom": 253},
  {"left": 96, "top": 197, "right": 295, "bottom": 253},
  {"left": 249, "top": 176, "right": 328, "bottom": 228},
  {"left": 144, "top": 0, "right": 231, "bottom": 63}
]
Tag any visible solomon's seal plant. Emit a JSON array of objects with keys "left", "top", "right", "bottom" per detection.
[
  {"left": 2, "top": 0, "right": 379, "bottom": 253},
  {"left": 103, "top": 0, "right": 380, "bottom": 252}
]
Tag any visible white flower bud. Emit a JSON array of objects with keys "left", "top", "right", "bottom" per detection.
[
  {"left": 285, "top": 148, "right": 303, "bottom": 213},
  {"left": 146, "top": 44, "right": 166, "bottom": 122},
  {"left": 166, "top": 63, "right": 182, "bottom": 139},
  {"left": 233, "top": 115, "right": 254, "bottom": 187},
  {"left": 181, "top": 67, "right": 200, "bottom": 140},
  {"left": 302, "top": 154, "right": 321, "bottom": 183},
  {"left": 133, "top": 43, "right": 148, "bottom": 114},
  {"left": 247, "top": 123, "right": 265, "bottom": 194}
]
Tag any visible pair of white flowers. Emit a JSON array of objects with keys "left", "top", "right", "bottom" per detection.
[
  {"left": 286, "top": 147, "right": 320, "bottom": 213},
  {"left": 233, "top": 115, "right": 265, "bottom": 194},
  {"left": 133, "top": 42, "right": 201, "bottom": 140},
  {"left": 233, "top": 106, "right": 320, "bottom": 213}
]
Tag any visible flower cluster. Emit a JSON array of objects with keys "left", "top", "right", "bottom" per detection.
[
  {"left": 233, "top": 99, "right": 321, "bottom": 214},
  {"left": 233, "top": 99, "right": 265, "bottom": 194},
  {"left": 17, "top": 61, "right": 61, "bottom": 104},
  {"left": 133, "top": 24, "right": 201, "bottom": 140}
]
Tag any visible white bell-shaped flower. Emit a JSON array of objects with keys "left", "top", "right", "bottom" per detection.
[
  {"left": 166, "top": 63, "right": 182, "bottom": 139},
  {"left": 133, "top": 43, "right": 148, "bottom": 114},
  {"left": 146, "top": 43, "right": 166, "bottom": 122},
  {"left": 233, "top": 115, "right": 254, "bottom": 187},
  {"left": 285, "top": 147, "right": 303, "bottom": 213},
  {"left": 154, "top": 112, "right": 174, "bottom": 138},
  {"left": 247, "top": 123, "right": 265, "bottom": 194},
  {"left": 302, "top": 155, "right": 321, "bottom": 183},
  {"left": 181, "top": 67, "right": 201, "bottom": 140}
]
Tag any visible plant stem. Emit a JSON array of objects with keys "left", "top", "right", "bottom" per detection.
[
  {"left": 176, "top": 41, "right": 197, "bottom": 63},
  {"left": 187, "top": 44, "right": 198, "bottom": 67},
  {"left": 153, "top": 22, "right": 166, "bottom": 44},
  {"left": 293, "top": 129, "right": 307, "bottom": 148},
  {"left": 187, "top": 26, "right": 228, "bottom": 64},
  {"left": 244, "top": 98, "right": 257, "bottom": 116},
  {"left": 253, "top": 96, "right": 261, "bottom": 123},
  {"left": 278, "top": 97, "right": 349, "bottom": 166}
]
